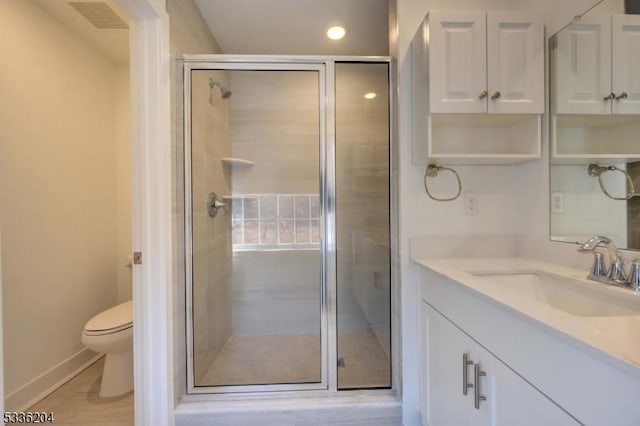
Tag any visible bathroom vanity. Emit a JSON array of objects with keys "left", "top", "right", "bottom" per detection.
[{"left": 415, "top": 257, "right": 640, "bottom": 426}]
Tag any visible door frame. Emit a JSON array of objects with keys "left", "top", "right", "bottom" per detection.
[
  {"left": 113, "top": 0, "right": 173, "bottom": 425},
  {"left": 182, "top": 60, "right": 331, "bottom": 394}
]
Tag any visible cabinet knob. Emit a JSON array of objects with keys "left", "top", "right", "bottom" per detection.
[
  {"left": 462, "top": 353, "right": 474, "bottom": 395},
  {"left": 490, "top": 91, "right": 501, "bottom": 100},
  {"left": 616, "top": 92, "right": 628, "bottom": 100},
  {"left": 474, "top": 363, "right": 487, "bottom": 409},
  {"left": 604, "top": 92, "right": 616, "bottom": 101},
  {"left": 478, "top": 90, "right": 488, "bottom": 99}
]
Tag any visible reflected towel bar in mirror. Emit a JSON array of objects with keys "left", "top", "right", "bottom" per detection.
[{"left": 587, "top": 164, "right": 638, "bottom": 201}]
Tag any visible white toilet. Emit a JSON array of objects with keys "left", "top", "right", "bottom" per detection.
[{"left": 81, "top": 301, "right": 133, "bottom": 397}]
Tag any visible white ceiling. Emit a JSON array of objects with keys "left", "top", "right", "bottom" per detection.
[
  {"left": 194, "top": 0, "right": 390, "bottom": 56},
  {"left": 33, "top": 0, "right": 388, "bottom": 64}
]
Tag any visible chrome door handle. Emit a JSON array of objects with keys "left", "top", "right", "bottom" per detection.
[
  {"left": 604, "top": 92, "right": 616, "bottom": 101},
  {"left": 474, "top": 363, "right": 487, "bottom": 409},
  {"left": 616, "top": 92, "right": 628, "bottom": 100},
  {"left": 462, "top": 353, "right": 474, "bottom": 395},
  {"left": 490, "top": 91, "right": 501, "bottom": 100},
  {"left": 478, "top": 90, "right": 488, "bottom": 99}
]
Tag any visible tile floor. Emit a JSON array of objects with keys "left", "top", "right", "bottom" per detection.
[
  {"left": 27, "top": 334, "right": 387, "bottom": 424},
  {"left": 28, "top": 357, "right": 134, "bottom": 426},
  {"left": 199, "top": 332, "right": 390, "bottom": 388}
]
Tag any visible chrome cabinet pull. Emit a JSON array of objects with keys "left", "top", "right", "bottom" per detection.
[
  {"left": 462, "top": 353, "right": 474, "bottom": 395},
  {"left": 490, "top": 91, "right": 501, "bottom": 100},
  {"left": 474, "top": 363, "right": 487, "bottom": 409},
  {"left": 604, "top": 92, "right": 616, "bottom": 101},
  {"left": 616, "top": 92, "right": 628, "bottom": 100},
  {"left": 478, "top": 90, "right": 488, "bottom": 99}
]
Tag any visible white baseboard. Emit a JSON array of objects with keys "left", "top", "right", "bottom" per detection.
[{"left": 5, "top": 349, "right": 102, "bottom": 411}]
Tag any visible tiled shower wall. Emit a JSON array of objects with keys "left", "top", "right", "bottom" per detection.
[
  {"left": 335, "top": 63, "right": 391, "bottom": 365},
  {"left": 227, "top": 70, "right": 321, "bottom": 337},
  {"left": 167, "top": 0, "right": 227, "bottom": 387},
  {"left": 190, "top": 71, "right": 233, "bottom": 383}
]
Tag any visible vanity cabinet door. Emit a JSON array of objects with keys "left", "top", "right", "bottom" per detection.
[
  {"left": 554, "top": 17, "right": 612, "bottom": 114},
  {"left": 486, "top": 13, "right": 544, "bottom": 114},
  {"left": 428, "top": 11, "right": 487, "bottom": 114},
  {"left": 611, "top": 14, "right": 640, "bottom": 114},
  {"left": 481, "top": 350, "right": 580, "bottom": 426},
  {"left": 422, "top": 303, "right": 579, "bottom": 426},
  {"left": 423, "top": 303, "right": 478, "bottom": 426}
]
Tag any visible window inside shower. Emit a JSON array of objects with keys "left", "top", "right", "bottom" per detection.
[{"left": 184, "top": 59, "right": 391, "bottom": 393}]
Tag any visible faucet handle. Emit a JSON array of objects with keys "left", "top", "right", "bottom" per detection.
[
  {"left": 587, "top": 252, "right": 607, "bottom": 280},
  {"left": 608, "top": 257, "right": 628, "bottom": 284},
  {"left": 627, "top": 260, "right": 640, "bottom": 290}
]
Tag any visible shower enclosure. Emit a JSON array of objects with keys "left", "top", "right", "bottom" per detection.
[{"left": 183, "top": 56, "right": 393, "bottom": 393}]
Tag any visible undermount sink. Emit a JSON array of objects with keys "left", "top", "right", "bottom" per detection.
[{"left": 470, "top": 271, "right": 640, "bottom": 317}]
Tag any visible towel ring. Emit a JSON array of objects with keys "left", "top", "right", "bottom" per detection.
[
  {"left": 424, "top": 164, "right": 462, "bottom": 202},
  {"left": 587, "top": 164, "right": 637, "bottom": 201}
]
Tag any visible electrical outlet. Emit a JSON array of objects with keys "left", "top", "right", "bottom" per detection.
[
  {"left": 464, "top": 192, "right": 478, "bottom": 215},
  {"left": 551, "top": 192, "right": 564, "bottom": 214}
]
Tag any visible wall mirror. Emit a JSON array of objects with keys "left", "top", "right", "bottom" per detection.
[{"left": 549, "top": 0, "right": 640, "bottom": 250}]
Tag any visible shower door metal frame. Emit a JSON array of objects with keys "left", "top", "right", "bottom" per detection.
[
  {"left": 183, "top": 59, "right": 332, "bottom": 394},
  {"left": 183, "top": 55, "right": 397, "bottom": 397}
]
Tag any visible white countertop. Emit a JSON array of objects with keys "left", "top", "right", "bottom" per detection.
[{"left": 413, "top": 257, "right": 640, "bottom": 377}]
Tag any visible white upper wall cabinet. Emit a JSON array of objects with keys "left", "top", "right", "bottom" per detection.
[
  {"left": 555, "top": 14, "right": 640, "bottom": 115},
  {"left": 428, "top": 11, "right": 543, "bottom": 114},
  {"left": 411, "top": 11, "right": 544, "bottom": 165},
  {"left": 612, "top": 14, "right": 640, "bottom": 114},
  {"left": 555, "top": 17, "right": 612, "bottom": 114},
  {"left": 429, "top": 12, "right": 487, "bottom": 113},
  {"left": 487, "top": 13, "right": 545, "bottom": 114}
]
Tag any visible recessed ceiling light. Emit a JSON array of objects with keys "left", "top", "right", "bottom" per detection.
[
  {"left": 326, "top": 25, "right": 347, "bottom": 40},
  {"left": 364, "top": 92, "right": 377, "bottom": 100}
]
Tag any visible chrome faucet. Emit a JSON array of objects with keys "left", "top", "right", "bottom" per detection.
[{"left": 578, "top": 236, "right": 627, "bottom": 285}]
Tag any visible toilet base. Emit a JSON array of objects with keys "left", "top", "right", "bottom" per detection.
[{"left": 99, "top": 350, "right": 133, "bottom": 397}]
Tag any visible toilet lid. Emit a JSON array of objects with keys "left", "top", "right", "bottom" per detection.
[{"left": 85, "top": 301, "right": 132, "bottom": 332}]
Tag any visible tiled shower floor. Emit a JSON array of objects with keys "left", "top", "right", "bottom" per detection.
[{"left": 200, "top": 332, "right": 390, "bottom": 388}]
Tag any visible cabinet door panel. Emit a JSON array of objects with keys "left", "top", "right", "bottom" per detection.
[
  {"left": 612, "top": 14, "right": 640, "bottom": 114},
  {"left": 487, "top": 13, "right": 544, "bottom": 113},
  {"left": 554, "top": 18, "right": 611, "bottom": 114},
  {"left": 424, "top": 303, "right": 478, "bottom": 426},
  {"left": 429, "top": 11, "right": 487, "bottom": 113},
  {"left": 482, "top": 354, "right": 580, "bottom": 426}
]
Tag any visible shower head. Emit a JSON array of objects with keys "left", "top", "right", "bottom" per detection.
[{"left": 209, "top": 79, "right": 232, "bottom": 100}]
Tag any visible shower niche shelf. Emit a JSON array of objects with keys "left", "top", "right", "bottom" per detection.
[{"left": 220, "top": 157, "right": 254, "bottom": 167}]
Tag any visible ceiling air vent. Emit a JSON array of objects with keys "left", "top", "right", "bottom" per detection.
[{"left": 68, "top": 2, "right": 128, "bottom": 29}]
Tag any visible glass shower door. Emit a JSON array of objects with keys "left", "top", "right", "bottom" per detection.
[{"left": 186, "top": 65, "right": 325, "bottom": 391}]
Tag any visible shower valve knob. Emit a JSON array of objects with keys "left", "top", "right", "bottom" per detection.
[{"left": 207, "top": 192, "right": 227, "bottom": 217}]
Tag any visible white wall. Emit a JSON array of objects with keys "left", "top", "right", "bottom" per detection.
[
  {"left": 115, "top": 65, "right": 133, "bottom": 302},
  {"left": 0, "top": 0, "right": 130, "bottom": 408},
  {"left": 396, "top": 0, "right": 603, "bottom": 423}
]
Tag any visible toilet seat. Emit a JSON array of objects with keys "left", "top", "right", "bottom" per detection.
[{"left": 84, "top": 301, "right": 132, "bottom": 336}]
